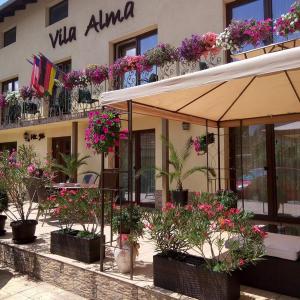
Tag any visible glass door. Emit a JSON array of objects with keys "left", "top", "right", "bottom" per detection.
[
  {"left": 233, "top": 125, "right": 268, "bottom": 215},
  {"left": 119, "top": 130, "right": 156, "bottom": 207},
  {"left": 275, "top": 122, "right": 300, "bottom": 218}
]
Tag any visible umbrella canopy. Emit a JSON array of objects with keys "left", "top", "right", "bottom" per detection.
[{"left": 101, "top": 45, "right": 300, "bottom": 128}]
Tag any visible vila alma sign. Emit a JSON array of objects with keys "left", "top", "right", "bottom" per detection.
[{"left": 49, "top": 1, "right": 134, "bottom": 49}]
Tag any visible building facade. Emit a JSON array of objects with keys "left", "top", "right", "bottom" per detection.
[{"left": 0, "top": 0, "right": 299, "bottom": 222}]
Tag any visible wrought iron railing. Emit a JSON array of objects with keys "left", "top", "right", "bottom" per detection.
[{"left": 0, "top": 55, "right": 223, "bottom": 129}]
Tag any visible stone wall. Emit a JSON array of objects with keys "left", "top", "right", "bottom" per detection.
[{"left": 0, "top": 242, "right": 190, "bottom": 300}]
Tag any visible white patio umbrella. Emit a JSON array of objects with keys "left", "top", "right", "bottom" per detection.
[{"left": 101, "top": 45, "right": 300, "bottom": 128}]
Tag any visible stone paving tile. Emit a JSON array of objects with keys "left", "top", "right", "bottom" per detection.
[{"left": 0, "top": 266, "right": 86, "bottom": 300}]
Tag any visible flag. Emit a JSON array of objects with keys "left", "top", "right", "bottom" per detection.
[
  {"left": 30, "top": 54, "right": 64, "bottom": 96},
  {"left": 30, "top": 56, "right": 44, "bottom": 95},
  {"left": 48, "top": 67, "right": 57, "bottom": 96},
  {"left": 44, "top": 60, "right": 52, "bottom": 93},
  {"left": 38, "top": 55, "right": 47, "bottom": 93}
]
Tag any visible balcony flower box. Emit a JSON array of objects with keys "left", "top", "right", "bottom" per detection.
[
  {"left": 50, "top": 230, "right": 105, "bottom": 263},
  {"left": 153, "top": 252, "right": 240, "bottom": 300}
]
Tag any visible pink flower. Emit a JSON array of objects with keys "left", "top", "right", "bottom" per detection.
[
  {"left": 184, "top": 204, "right": 193, "bottom": 211},
  {"left": 103, "top": 127, "right": 108, "bottom": 134},
  {"left": 162, "top": 202, "right": 175, "bottom": 212},
  {"left": 239, "top": 259, "right": 245, "bottom": 266},
  {"left": 252, "top": 225, "right": 268, "bottom": 238},
  {"left": 27, "top": 164, "right": 36, "bottom": 174}
]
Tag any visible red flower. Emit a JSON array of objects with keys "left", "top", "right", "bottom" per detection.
[
  {"left": 184, "top": 204, "right": 193, "bottom": 211},
  {"left": 239, "top": 259, "right": 245, "bottom": 266},
  {"left": 252, "top": 225, "right": 268, "bottom": 238},
  {"left": 162, "top": 202, "right": 175, "bottom": 212}
]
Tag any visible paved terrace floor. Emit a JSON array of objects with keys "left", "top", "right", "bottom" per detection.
[
  {"left": 0, "top": 204, "right": 298, "bottom": 300},
  {"left": 0, "top": 266, "right": 86, "bottom": 300}
]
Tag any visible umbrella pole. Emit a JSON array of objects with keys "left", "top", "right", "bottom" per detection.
[{"left": 217, "top": 122, "right": 221, "bottom": 190}]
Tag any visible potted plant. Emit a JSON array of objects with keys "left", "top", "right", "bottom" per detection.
[
  {"left": 146, "top": 194, "right": 266, "bottom": 300},
  {"left": 0, "top": 145, "right": 51, "bottom": 244},
  {"left": 112, "top": 205, "right": 144, "bottom": 273},
  {"left": 0, "top": 188, "right": 8, "bottom": 236},
  {"left": 156, "top": 136, "right": 215, "bottom": 206},
  {"left": 51, "top": 153, "right": 90, "bottom": 183},
  {"left": 47, "top": 188, "right": 106, "bottom": 263}
]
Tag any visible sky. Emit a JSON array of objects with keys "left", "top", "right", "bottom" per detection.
[{"left": 0, "top": 0, "right": 8, "bottom": 5}]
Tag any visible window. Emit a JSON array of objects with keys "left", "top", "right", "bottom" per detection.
[
  {"left": 2, "top": 78, "right": 18, "bottom": 94},
  {"left": 230, "top": 121, "right": 300, "bottom": 221},
  {"left": 115, "top": 31, "right": 158, "bottom": 88},
  {"left": 0, "top": 142, "right": 17, "bottom": 152},
  {"left": 49, "top": 0, "right": 68, "bottom": 26},
  {"left": 56, "top": 59, "right": 71, "bottom": 73},
  {"left": 227, "top": 0, "right": 300, "bottom": 51},
  {"left": 3, "top": 27, "right": 16, "bottom": 47},
  {"left": 50, "top": 60, "right": 71, "bottom": 116}
]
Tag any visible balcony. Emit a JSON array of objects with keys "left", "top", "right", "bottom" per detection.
[{"left": 0, "top": 55, "right": 222, "bottom": 130}]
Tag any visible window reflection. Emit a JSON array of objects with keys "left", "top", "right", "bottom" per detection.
[{"left": 275, "top": 121, "right": 300, "bottom": 217}]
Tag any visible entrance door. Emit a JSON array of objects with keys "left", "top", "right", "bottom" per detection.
[
  {"left": 119, "top": 130, "right": 156, "bottom": 207},
  {"left": 52, "top": 136, "right": 71, "bottom": 183}
]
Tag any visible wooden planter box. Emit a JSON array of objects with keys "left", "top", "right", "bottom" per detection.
[
  {"left": 153, "top": 253, "right": 240, "bottom": 300},
  {"left": 50, "top": 230, "right": 105, "bottom": 264}
]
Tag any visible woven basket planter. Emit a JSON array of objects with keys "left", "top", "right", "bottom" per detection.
[
  {"left": 239, "top": 256, "right": 300, "bottom": 298},
  {"left": 153, "top": 252, "right": 240, "bottom": 300},
  {"left": 51, "top": 230, "right": 105, "bottom": 263}
]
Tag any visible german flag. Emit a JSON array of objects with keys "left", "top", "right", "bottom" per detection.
[{"left": 34, "top": 54, "right": 59, "bottom": 96}]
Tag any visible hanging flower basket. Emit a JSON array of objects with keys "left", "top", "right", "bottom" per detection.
[
  {"left": 216, "top": 19, "right": 272, "bottom": 53},
  {"left": 179, "top": 32, "right": 220, "bottom": 62},
  {"left": 85, "top": 110, "right": 128, "bottom": 153},
  {"left": 109, "top": 55, "right": 152, "bottom": 80},
  {"left": 144, "top": 43, "right": 179, "bottom": 67},
  {"left": 274, "top": 2, "right": 300, "bottom": 37},
  {"left": 63, "top": 70, "right": 89, "bottom": 90},
  {"left": 85, "top": 64, "right": 109, "bottom": 85},
  {"left": 192, "top": 133, "right": 215, "bottom": 155}
]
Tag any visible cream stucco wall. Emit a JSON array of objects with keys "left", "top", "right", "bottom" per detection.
[
  {"left": 0, "top": 0, "right": 228, "bottom": 202},
  {"left": 0, "top": 0, "right": 225, "bottom": 86}
]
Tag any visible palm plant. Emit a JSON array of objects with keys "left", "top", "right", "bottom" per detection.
[
  {"left": 156, "top": 136, "right": 215, "bottom": 191},
  {"left": 52, "top": 153, "right": 90, "bottom": 183}
]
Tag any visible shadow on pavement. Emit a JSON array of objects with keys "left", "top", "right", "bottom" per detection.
[{"left": 0, "top": 268, "right": 14, "bottom": 289}]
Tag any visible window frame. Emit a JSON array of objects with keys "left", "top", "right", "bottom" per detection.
[
  {"left": 114, "top": 30, "right": 158, "bottom": 87},
  {"left": 1, "top": 77, "right": 19, "bottom": 94},
  {"left": 49, "top": 0, "right": 69, "bottom": 26},
  {"left": 114, "top": 30, "right": 158, "bottom": 61},
  {"left": 3, "top": 26, "right": 16, "bottom": 47}
]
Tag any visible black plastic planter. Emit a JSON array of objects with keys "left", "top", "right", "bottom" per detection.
[
  {"left": 10, "top": 220, "right": 37, "bottom": 244},
  {"left": 153, "top": 253, "right": 240, "bottom": 300},
  {"left": 0, "top": 215, "right": 7, "bottom": 236},
  {"left": 50, "top": 230, "right": 105, "bottom": 263},
  {"left": 171, "top": 190, "right": 188, "bottom": 206}
]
